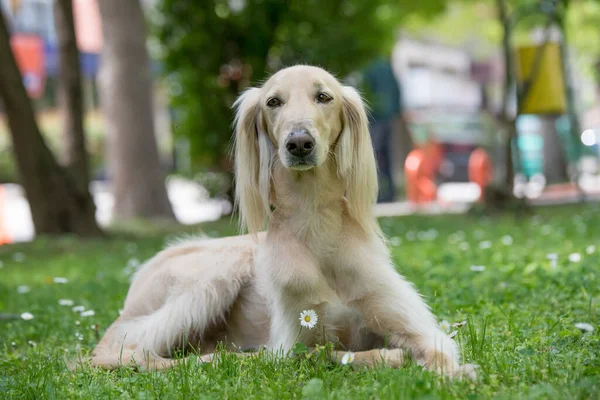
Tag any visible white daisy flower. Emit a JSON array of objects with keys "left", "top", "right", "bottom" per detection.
[
  {"left": 72, "top": 305, "right": 85, "bottom": 313},
  {"left": 501, "top": 235, "right": 513, "bottom": 246},
  {"left": 452, "top": 320, "right": 467, "bottom": 328},
  {"left": 75, "top": 320, "right": 80, "bottom": 326},
  {"left": 75, "top": 332, "right": 84, "bottom": 341},
  {"left": 28, "top": 340, "right": 37, "bottom": 347},
  {"left": 470, "top": 265, "right": 486, "bottom": 272},
  {"left": 574, "top": 322, "right": 595, "bottom": 333},
  {"left": 58, "top": 299, "right": 74, "bottom": 306},
  {"left": 20, "top": 312, "right": 34, "bottom": 320},
  {"left": 341, "top": 351, "right": 355, "bottom": 365},
  {"left": 299, "top": 310, "right": 318, "bottom": 329},
  {"left": 439, "top": 320, "right": 451, "bottom": 333},
  {"left": 53, "top": 277, "right": 68, "bottom": 284},
  {"left": 12, "top": 252, "right": 25, "bottom": 262},
  {"left": 17, "top": 285, "right": 30, "bottom": 294},
  {"left": 568, "top": 253, "right": 582, "bottom": 263},
  {"left": 80, "top": 310, "right": 95, "bottom": 317},
  {"left": 479, "top": 241, "right": 492, "bottom": 250},
  {"left": 586, "top": 245, "right": 596, "bottom": 255}
]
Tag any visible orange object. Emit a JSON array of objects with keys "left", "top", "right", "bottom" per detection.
[
  {"left": 0, "top": 186, "right": 11, "bottom": 245},
  {"left": 468, "top": 148, "right": 493, "bottom": 201},
  {"left": 9, "top": 34, "right": 45, "bottom": 99},
  {"left": 405, "top": 149, "right": 437, "bottom": 204}
]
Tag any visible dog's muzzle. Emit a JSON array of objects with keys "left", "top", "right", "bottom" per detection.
[{"left": 285, "top": 129, "right": 317, "bottom": 169}]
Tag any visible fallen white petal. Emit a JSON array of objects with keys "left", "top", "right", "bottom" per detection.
[
  {"left": 574, "top": 322, "right": 594, "bottom": 333},
  {"left": 20, "top": 312, "right": 34, "bottom": 320},
  {"left": 80, "top": 310, "right": 95, "bottom": 317},
  {"left": 17, "top": 285, "right": 30, "bottom": 294},
  {"left": 586, "top": 245, "right": 596, "bottom": 255}
]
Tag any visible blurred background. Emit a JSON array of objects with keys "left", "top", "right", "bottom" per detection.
[{"left": 1, "top": 0, "right": 600, "bottom": 243}]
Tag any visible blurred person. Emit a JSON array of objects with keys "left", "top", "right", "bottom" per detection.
[{"left": 361, "top": 56, "right": 402, "bottom": 203}]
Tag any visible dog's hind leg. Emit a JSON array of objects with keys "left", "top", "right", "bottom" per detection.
[{"left": 91, "top": 276, "right": 250, "bottom": 369}]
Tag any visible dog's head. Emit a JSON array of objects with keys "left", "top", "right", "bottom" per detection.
[{"left": 233, "top": 65, "right": 378, "bottom": 234}]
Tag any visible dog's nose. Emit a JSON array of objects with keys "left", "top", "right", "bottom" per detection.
[{"left": 285, "top": 130, "right": 315, "bottom": 157}]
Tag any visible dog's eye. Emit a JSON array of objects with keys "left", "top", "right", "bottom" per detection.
[
  {"left": 266, "top": 97, "right": 282, "bottom": 108},
  {"left": 316, "top": 93, "right": 332, "bottom": 103}
]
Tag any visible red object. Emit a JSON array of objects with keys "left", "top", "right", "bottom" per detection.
[
  {"left": 10, "top": 34, "right": 46, "bottom": 99},
  {"left": 405, "top": 149, "right": 437, "bottom": 204},
  {"left": 0, "top": 186, "right": 11, "bottom": 245},
  {"left": 468, "top": 148, "right": 493, "bottom": 201}
]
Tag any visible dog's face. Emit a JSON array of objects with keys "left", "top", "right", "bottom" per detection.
[
  {"left": 259, "top": 66, "right": 345, "bottom": 170},
  {"left": 234, "top": 65, "right": 378, "bottom": 234}
]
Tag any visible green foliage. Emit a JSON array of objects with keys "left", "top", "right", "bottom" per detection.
[
  {"left": 152, "top": 0, "right": 446, "bottom": 170},
  {"left": 1, "top": 205, "right": 600, "bottom": 398}
]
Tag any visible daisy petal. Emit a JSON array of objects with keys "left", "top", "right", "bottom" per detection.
[{"left": 341, "top": 351, "right": 355, "bottom": 365}]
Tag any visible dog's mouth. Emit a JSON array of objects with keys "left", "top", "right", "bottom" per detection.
[{"left": 288, "top": 156, "right": 317, "bottom": 171}]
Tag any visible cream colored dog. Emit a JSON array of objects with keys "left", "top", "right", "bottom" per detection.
[{"left": 90, "top": 65, "right": 476, "bottom": 379}]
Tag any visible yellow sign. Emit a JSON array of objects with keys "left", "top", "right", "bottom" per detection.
[{"left": 516, "top": 43, "right": 566, "bottom": 115}]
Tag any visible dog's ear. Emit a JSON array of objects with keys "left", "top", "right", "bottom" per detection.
[
  {"left": 336, "top": 86, "right": 380, "bottom": 234},
  {"left": 233, "top": 87, "right": 273, "bottom": 234}
]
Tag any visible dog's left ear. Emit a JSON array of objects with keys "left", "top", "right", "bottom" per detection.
[
  {"left": 336, "top": 86, "right": 379, "bottom": 234},
  {"left": 232, "top": 87, "right": 273, "bottom": 235}
]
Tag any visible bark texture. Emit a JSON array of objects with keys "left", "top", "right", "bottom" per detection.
[
  {"left": 54, "top": 0, "right": 90, "bottom": 191},
  {"left": 97, "top": 0, "right": 175, "bottom": 221}
]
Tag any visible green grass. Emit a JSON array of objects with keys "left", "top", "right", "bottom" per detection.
[{"left": 1, "top": 205, "right": 599, "bottom": 399}]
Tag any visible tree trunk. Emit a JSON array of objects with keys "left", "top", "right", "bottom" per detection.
[
  {"left": 541, "top": 115, "right": 569, "bottom": 184},
  {"left": 54, "top": 0, "right": 90, "bottom": 192},
  {"left": 97, "top": 0, "right": 175, "bottom": 221},
  {"left": 497, "top": 0, "right": 516, "bottom": 190},
  {"left": 0, "top": 13, "right": 102, "bottom": 236}
]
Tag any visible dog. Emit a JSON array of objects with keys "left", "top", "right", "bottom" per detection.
[{"left": 90, "top": 65, "right": 476, "bottom": 379}]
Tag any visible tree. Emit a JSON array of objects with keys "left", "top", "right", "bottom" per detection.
[
  {"left": 154, "top": 0, "right": 446, "bottom": 173},
  {"left": 97, "top": 0, "right": 175, "bottom": 222},
  {"left": 0, "top": 12, "right": 102, "bottom": 236},
  {"left": 54, "top": 0, "right": 90, "bottom": 192}
]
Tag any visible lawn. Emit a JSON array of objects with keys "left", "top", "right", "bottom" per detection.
[{"left": 1, "top": 205, "right": 599, "bottom": 399}]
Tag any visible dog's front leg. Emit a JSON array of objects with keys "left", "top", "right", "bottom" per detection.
[
  {"left": 256, "top": 238, "right": 336, "bottom": 355},
  {"left": 335, "top": 236, "right": 476, "bottom": 380}
]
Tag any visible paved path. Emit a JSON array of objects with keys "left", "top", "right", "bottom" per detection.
[{"left": 1, "top": 178, "right": 230, "bottom": 243}]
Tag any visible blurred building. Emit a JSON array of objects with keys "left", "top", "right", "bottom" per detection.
[
  {"left": 392, "top": 38, "right": 482, "bottom": 111},
  {"left": 390, "top": 37, "right": 506, "bottom": 187}
]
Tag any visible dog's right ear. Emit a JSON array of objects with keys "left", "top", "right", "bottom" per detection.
[{"left": 232, "top": 87, "right": 272, "bottom": 235}]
